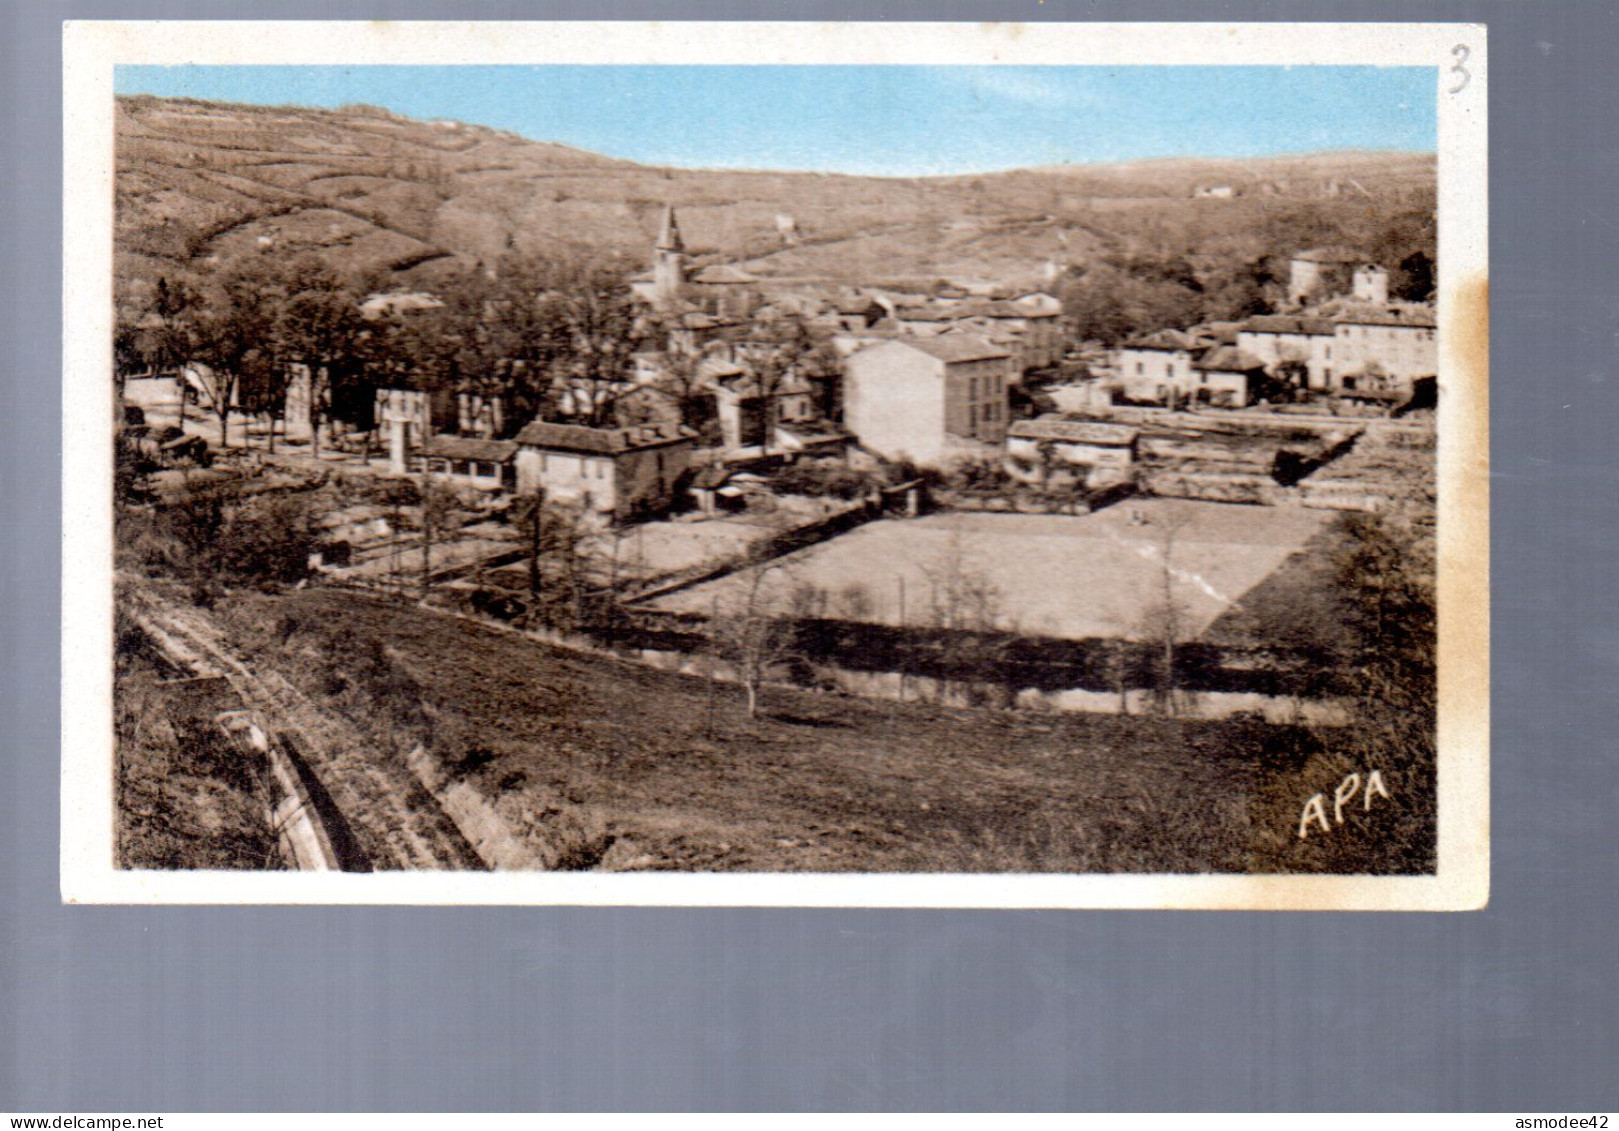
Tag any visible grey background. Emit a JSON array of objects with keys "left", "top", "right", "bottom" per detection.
[{"left": 3, "top": 0, "right": 1615, "bottom": 1113}]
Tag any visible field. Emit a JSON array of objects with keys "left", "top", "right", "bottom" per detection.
[
  {"left": 210, "top": 586, "right": 1337, "bottom": 873},
  {"left": 646, "top": 500, "right": 1334, "bottom": 642}
]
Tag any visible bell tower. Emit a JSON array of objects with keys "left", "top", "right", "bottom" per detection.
[{"left": 653, "top": 204, "right": 687, "bottom": 307}]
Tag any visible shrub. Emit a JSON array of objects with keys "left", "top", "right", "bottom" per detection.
[
  {"left": 770, "top": 459, "right": 875, "bottom": 501},
  {"left": 1244, "top": 513, "right": 1437, "bottom": 874},
  {"left": 214, "top": 493, "right": 322, "bottom": 587}
]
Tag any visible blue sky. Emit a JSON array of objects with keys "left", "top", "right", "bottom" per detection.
[{"left": 115, "top": 65, "right": 1436, "bottom": 177}]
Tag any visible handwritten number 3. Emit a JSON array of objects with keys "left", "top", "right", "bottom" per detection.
[{"left": 1450, "top": 44, "right": 1471, "bottom": 94}]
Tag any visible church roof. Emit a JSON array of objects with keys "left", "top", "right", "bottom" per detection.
[{"left": 690, "top": 264, "right": 757, "bottom": 285}]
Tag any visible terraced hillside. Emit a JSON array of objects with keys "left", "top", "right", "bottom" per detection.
[{"left": 115, "top": 94, "right": 1435, "bottom": 299}]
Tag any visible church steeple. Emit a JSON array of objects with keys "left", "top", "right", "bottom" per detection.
[
  {"left": 653, "top": 204, "right": 687, "bottom": 306},
  {"left": 656, "top": 204, "right": 685, "bottom": 253}
]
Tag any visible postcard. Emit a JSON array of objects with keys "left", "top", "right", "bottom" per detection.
[{"left": 62, "top": 20, "right": 1488, "bottom": 907}]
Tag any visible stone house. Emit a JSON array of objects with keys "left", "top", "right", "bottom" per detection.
[
  {"left": 1114, "top": 330, "right": 1203, "bottom": 405},
  {"left": 712, "top": 370, "right": 817, "bottom": 452},
  {"left": 420, "top": 436, "right": 518, "bottom": 493},
  {"left": 1004, "top": 417, "right": 1138, "bottom": 488},
  {"left": 1330, "top": 307, "right": 1438, "bottom": 391},
  {"left": 514, "top": 420, "right": 695, "bottom": 520},
  {"left": 1352, "top": 264, "right": 1391, "bottom": 306},
  {"left": 1190, "top": 347, "right": 1269, "bottom": 408},
  {"left": 1287, "top": 247, "right": 1362, "bottom": 305},
  {"left": 1236, "top": 316, "right": 1339, "bottom": 391},
  {"left": 959, "top": 300, "right": 1065, "bottom": 371}
]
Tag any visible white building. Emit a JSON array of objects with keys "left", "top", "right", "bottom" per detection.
[
  {"left": 1113, "top": 330, "right": 1203, "bottom": 405},
  {"left": 1236, "top": 316, "right": 1338, "bottom": 391},
  {"left": 420, "top": 436, "right": 517, "bottom": 493},
  {"left": 1190, "top": 347, "right": 1268, "bottom": 408},
  {"left": 1352, "top": 264, "right": 1391, "bottom": 306},
  {"left": 842, "top": 336, "right": 1013, "bottom": 466},
  {"left": 1331, "top": 307, "right": 1438, "bottom": 391}
]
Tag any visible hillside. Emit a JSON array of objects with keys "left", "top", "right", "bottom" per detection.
[
  {"left": 115, "top": 94, "right": 1435, "bottom": 300},
  {"left": 198, "top": 585, "right": 1356, "bottom": 873}
]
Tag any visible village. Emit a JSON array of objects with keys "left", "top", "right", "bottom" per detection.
[{"left": 121, "top": 208, "right": 1436, "bottom": 669}]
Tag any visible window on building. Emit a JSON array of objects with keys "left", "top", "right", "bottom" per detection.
[
  {"left": 968, "top": 405, "right": 978, "bottom": 431},
  {"left": 969, "top": 376, "right": 979, "bottom": 400}
]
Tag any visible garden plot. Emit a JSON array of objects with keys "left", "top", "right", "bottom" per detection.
[{"left": 647, "top": 498, "right": 1332, "bottom": 642}]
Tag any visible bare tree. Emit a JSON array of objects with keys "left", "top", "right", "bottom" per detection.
[
  {"left": 745, "top": 313, "right": 836, "bottom": 455},
  {"left": 919, "top": 529, "right": 1013, "bottom": 706},
  {"left": 514, "top": 496, "right": 592, "bottom": 632},
  {"left": 417, "top": 471, "right": 457, "bottom": 599},
  {"left": 708, "top": 565, "right": 801, "bottom": 720},
  {"left": 1137, "top": 507, "right": 1193, "bottom": 717},
  {"left": 538, "top": 254, "right": 646, "bottom": 427}
]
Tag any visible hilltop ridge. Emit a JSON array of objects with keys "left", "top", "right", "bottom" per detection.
[{"left": 115, "top": 94, "right": 1435, "bottom": 301}]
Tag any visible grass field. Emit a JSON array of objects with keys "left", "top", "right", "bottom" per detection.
[
  {"left": 215, "top": 587, "right": 1336, "bottom": 873},
  {"left": 647, "top": 500, "right": 1333, "bottom": 642}
]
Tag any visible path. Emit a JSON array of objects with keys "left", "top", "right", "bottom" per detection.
[{"left": 128, "top": 583, "right": 485, "bottom": 871}]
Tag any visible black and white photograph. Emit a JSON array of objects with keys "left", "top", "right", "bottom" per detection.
[{"left": 62, "top": 21, "right": 1489, "bottom": 907}]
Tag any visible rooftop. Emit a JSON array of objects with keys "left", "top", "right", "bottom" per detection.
[
  {"left": 1007, "top": 418, "right": 1139, "bottom": 446},
  {"left": 690, "top": 264, "right": 759, "bottom": 285},
  {"left": 878, "top": 335, "right": 1012, "bottom": 365},
  {"left": 1243, "top": 314, "right": 1337, "bottom": 336},
  {"left": 514, "top": 420, "right": 694, "bottom": 455},
  {"left": 1331, "top": 305, "right": 1438, "bottom": 329},
  {"left": 425, "top": 435, "right": 518, "bottom": 463},
  {"left": 1293, "top": 246, "right": 1364, "bottom": 264},
  {"left": 1193, "top": 346, "right": 1268, "bottom": 372},
  {"left": 1122, "top": 329, "right": 1203, "bottom": 352}
]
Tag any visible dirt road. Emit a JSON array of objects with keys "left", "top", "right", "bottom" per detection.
[{"left": 128, "top": 583, "right": 485, "bottom": 871}]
